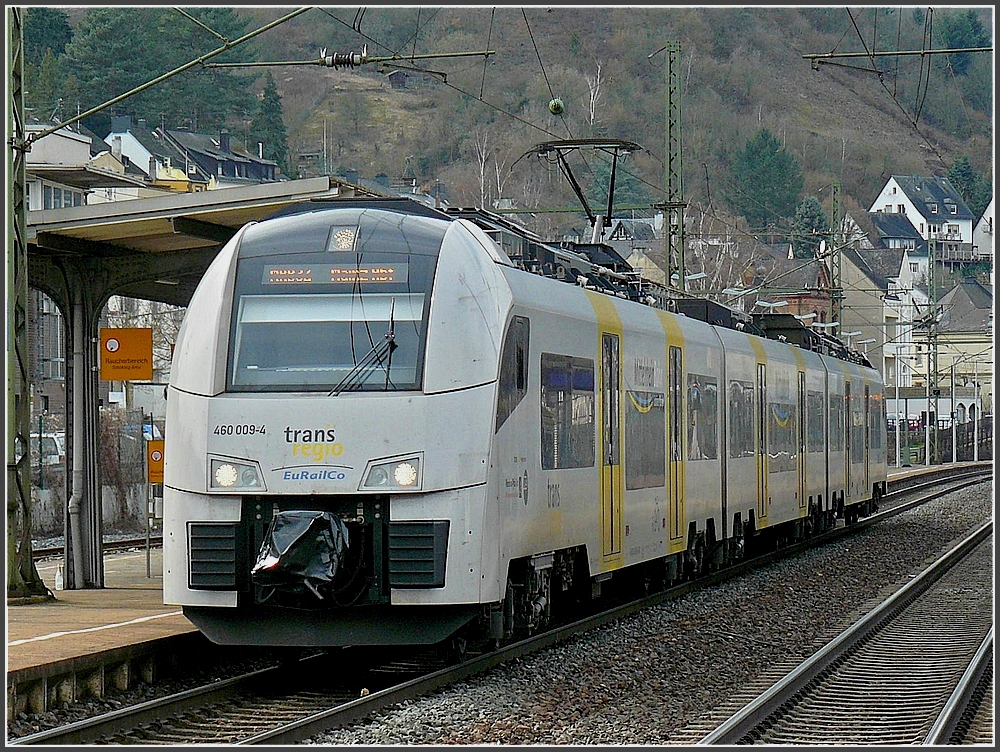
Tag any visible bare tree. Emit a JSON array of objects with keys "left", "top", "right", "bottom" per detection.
[
  {"left": 685, "top": 205, "right": 773, "bottom": 308},
  {"left": 471, "top": 128, "right": 492, "bottom": 208},
  {"left": 584, "top": 62, "right": 603, "bottom": 129}
]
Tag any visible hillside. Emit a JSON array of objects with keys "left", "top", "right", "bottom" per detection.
[
  {"left": 48, "top": 6, "right": 994, "bottom": 235},
  {"left": 242, "top": 6, "right": 991, "bottom": 227}
]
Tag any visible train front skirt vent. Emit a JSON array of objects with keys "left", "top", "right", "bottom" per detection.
[
  {"left": 388, "top": 520, "right": 449, "bottom": 588},
  {"left": 189, "top": 522, "right": 238, "bottom": 589}
]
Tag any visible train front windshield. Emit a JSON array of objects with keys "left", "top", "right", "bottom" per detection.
[{"left": 227, "top": 207, "right": 447, "bottom": 392}]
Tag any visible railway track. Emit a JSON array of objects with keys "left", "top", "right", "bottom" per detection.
[
  {"left": 13, "top": 466, "right": 992, "bottom": 745},
  {"left": 32, "top": 536, "right": 163, "bottom": 561},
  {"left": 698, "top": 519, "right": 993, "bottom": 744}
]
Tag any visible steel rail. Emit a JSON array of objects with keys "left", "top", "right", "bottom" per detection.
[
  {"left": 698, "top": 519, "right": 993, "bottom": 744},
  {"left": 32, "top": 536, "right": 162, "bottom": 561},
  {"left": 8, "top": 659, "right": 308, "bottom": 745},
  {"left": 923, "top": 625, "right": 994, "bottom": 745}
]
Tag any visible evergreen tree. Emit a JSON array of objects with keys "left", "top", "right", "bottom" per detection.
[
  {"left": 947, "top": 156, "right": 992, "bottom": 219},
  {"left": 253, "top": 72, "right": 289, "bottom": 175},
  {"left": 61, "top": 7, "right": 255, "bottom": 133},
  {"left": 24, "top": 7, "right": 73, "bottom": 66},
  {"left": 726, "top": 128, "right": 803, "bottom": 230},
  {"left": 790, "top": 197, "right": 829, "bottom": 259},
  {"left": 936, "top": 9, "right": 989, "bottom": 75},
  {"left": 25, "top": 49, "right": 65, "bottom": 119}
]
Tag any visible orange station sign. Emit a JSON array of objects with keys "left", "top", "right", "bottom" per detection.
[
  {"left": 100, "top": 328, "right": 153, "bottom": 381},
  {"left": 147, "top": 440, "right": 164, "bottom": 483}
]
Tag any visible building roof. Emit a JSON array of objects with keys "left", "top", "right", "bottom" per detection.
[
  {"left": 27, "top": 176, "right": 380, "bottom": 307},
  {"left": 935, "top": 278, "right": 993, "bottom": 334},
  {"left": 166, "top": 129, "right": 276, "bottom": 168},
  {"left": 841, "top": 244, "right": 891, "bottom": 291},
  {"left": 106, "top": 116, "right": 211, "bottom": 181},
  {"left": 869, "top": 211, "right": 923, "bottom": 240},
  {"left": 890, "top": 175, "right": 976, "bottom": 221},
  {"left": 857, "top": 244, "right": 906, "bottom": 281},
  {"left": 764, "top": 257, "right": 828, "bottom": 291}
]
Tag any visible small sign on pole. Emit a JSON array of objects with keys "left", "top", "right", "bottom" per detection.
[
  {"left": 146, "top": 439, "right": 165, "bottom": 483},
  {"left": 100, "top": 328, "right": 154, "bottom": 381}
]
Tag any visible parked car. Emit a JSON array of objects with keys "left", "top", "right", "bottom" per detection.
[
  {"left": 29, "top": 431, "right": 65, "bottom": 467},
  {"left": 123, "top": 423, "right": 163, "bottom": 441}
]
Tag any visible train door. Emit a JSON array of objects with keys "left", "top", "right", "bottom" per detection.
[
  {"left": 667, "top": 345, "right": 684, "bottom": 546},
  {"left": 798, "top": 371, "right": 807, "bottom": 512},
  {"left": 844, "top": 381, "right": 852, "bottom": 502},
  {"left": 756, "top": 363, "right": 768, "bottom": 522},
  {"left": 601, "top": 333, "right": 622, "bottom": 558},
  {"left": 823, "top": 370, "right": 830, "bottom": 514},
  {"left": 863, "top": 384, "right": 870, "bottom": 493}
]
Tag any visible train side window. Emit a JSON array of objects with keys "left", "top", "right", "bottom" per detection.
[
  {"left": 851, "top": 390, "right": 865, "bottom": 457},
  {"left": 807, "top": 390, "right": 825, "bottom": 452},
  {"left": 728, "top": 380, "right": 754, "bottom": 458},
  {"left": 829, "top": 392, "right": 844, "bottom": 451},
  {"left": 687, "top": 374, "right": 718, "bottom": 460},
  {"left": 495, "top": 316, "right": 530, "bottom": 433},
  {"left": 869, "top": 392, "right": 883, "bottom": 452},
  {"left": 768, "top": 400, "right": 797, "bottom": 473},
  {"left": 625, "top": 389, "right": 665, "bottom": 489},
  {"left": 540, "top": 353, "right": 595, "bottom": 469}
]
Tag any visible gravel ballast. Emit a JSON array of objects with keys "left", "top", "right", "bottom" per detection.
[{"left": 309, "top": 482, "right": 993, "bottom": 745}]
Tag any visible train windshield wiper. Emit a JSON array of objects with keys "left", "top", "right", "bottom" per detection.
[{"left": 329, "top": 298, "right": 397, "bottom": 396}]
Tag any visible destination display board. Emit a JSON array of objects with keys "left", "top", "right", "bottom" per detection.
[{"left": 262, "top": 263, "right": 408, "bottom": 285}]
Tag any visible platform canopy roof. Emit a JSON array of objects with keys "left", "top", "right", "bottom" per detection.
[{"left": 27, "top": 176, "right": 382, "bottom": 306}]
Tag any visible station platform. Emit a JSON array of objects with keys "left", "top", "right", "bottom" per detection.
[{"left": 7, "top": 549, "right": 196, "bottom": 675}]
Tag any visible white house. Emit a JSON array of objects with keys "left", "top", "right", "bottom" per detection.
[
  {"left": 869, "top": 176, "right": 976, "bottom": 257},
  {"left": 25, "top": 120, "right": 145, "bottom": 210},
  {"left": 972, "top": 197, "right": 994, "bottom": 286}
]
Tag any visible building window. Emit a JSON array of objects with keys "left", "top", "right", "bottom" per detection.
[
  {"left": 43, "top": 185, "right": 52, "bottom": 209},
  {"left": 929, "top": 203, "right": 938, "bottom": 213},
  {"left": 949, "top": 204, "right": 957, "bottom": 214},
  {"left": 897, "top": 204, "right": 905, "bottom": 214}
]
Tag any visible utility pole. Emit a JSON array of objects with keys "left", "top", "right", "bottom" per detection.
[
  {"left": 655, "top": 41, "right": 685, "bottom": 293},
  {"left": 7, "top": 7, "right": 48, "bottom": 599},
  {"left": 829, "top": 181, "right": 843, "bottom": 324},
  {"left": 928, "top": 233, "right": 939, "bottom": 464}
]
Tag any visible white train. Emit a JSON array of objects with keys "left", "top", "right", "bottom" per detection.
[{"left": 163, "top": 199, "right": 887, "bottom": 651}]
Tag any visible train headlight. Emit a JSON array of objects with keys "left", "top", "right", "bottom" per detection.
[
  {"left": 209, "top": 457, "right": 265, "bottom": 491},
  {"left": 393, "top": 462, "right": 418, "bottom": 487},
  {"left": 361, "top": 455, "right": 422, "bottom": 491}
]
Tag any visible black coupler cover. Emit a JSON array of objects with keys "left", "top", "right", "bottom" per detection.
[{"left": 251, "top": 510, "right": 350, "bottom": 600}]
